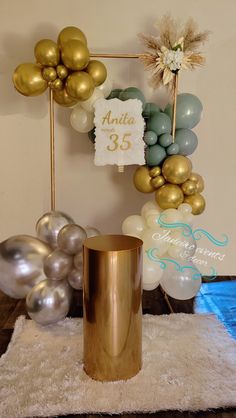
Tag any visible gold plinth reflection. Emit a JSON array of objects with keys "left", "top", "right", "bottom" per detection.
[{"left": 83, "top": 234, "right": 143, "bottom": 382}]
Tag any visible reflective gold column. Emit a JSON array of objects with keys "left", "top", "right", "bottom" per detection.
[{"left": 83, "top": 234, "right": 143, "bottom": 381}]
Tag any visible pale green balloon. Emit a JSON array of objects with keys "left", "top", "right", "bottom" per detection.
[
  {"left": 119, "top": 87, "right": 146, "bottom": 109},
  {"left": 165, "top": 93, "right": 203, "bottom": 129},
  {"left": 167, "top": 143, "right": 180, "bottom": 155},
  {"left": 143, "top": 102, "right": 160, "bottom": 118},
  {"left": 159, "top": 133, "right": 173, "bottom": 147},
  {"left": 145, "top": 144, "right": 166, "bottom": 166},
  {"left": 147, "top": 112, "right": 171, "bottom": 136},
  {"left": 107, "top": 89, "right": 122, "bottom": 99},
  {"left": 175, "top": 129, "right": 198, "bottom": 156},
  {"left": 144, "top": 131, "right": 158, "bottom": 145}
]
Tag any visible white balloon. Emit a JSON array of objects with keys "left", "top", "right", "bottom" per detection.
[
  {"left": 160, "top": 260, "right": 202, "bottom": 300},
  {"left": 183, "top": 212, "right": 194, "bottom": 226},
  {"left": 80, "top": 89, "right": 104, "bottom": 112},
  {"left": 122, "top": 215, "right": 145, "bottom": 238},
  {"left": 167, "top": 229, "right": 197, "bottom": 260},
  {"left": 141, "top": 201, "right": 159, "bottom": 218},
  {"left": 70, "top": 106, "right": 94, "bottom": 133},
  {"left": 143, "top": 255, "right": 163, "bottom": 291},
  {"left": 141, "top": 227, "right": 170, "bottom": 256},
  {"left": 146, "top": 211, "right": 161, "bottom": 229},
  {"left": 97, "top": 77, "right": 113, "bottom": 98},
  {"left": 160, "top": 208, "right": 184, "bottom": 224},
  {"left": 178, "top": 203, "right": 192, "bottom": 215}
]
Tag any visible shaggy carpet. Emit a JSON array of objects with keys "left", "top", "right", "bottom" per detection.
[{"left": 0, "top": 314, "right": 235, "bottom": 417}]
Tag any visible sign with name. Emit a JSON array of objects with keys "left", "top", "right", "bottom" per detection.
[{"left": 94, "top": 98, "right": 145, "bottom": 166}]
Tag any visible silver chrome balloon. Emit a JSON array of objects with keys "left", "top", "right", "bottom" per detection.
[
  {"left": 26, "top": 279, "right": 72, "bottom": 325},
  {"left": 57, "top": 224, "right": 87, "bottom": 255},
  {"left": 73, "top": 251, "right": 83, "bottom": 270},
  {"left": 44, "top": 249, "right": 73, "bottom": 280},
  {"left": 36, "top": 211, "right": 74, "bottom": 249},
  {"left": 0, "top": 235, "right": 51, "bottom": 299},
  {"left": 85, "top": 226, "right": 100, "bottom": 238},
  {"left": 67, "top": 267, "right": 83, "bottom": 290}
]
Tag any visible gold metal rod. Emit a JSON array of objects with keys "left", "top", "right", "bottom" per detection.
[
  {"left": 90, "top": 53, "right": 140, "bottom": 59},
  {"left": 171, "top": 72, "right": 179, "bottom": 142},
  {"left": 49, "top": 88, "right": 56, "bottom": 211}
]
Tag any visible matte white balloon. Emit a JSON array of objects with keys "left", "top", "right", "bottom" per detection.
[
  {"left": 80, "top": 88, "right": 104, "bottom": 112},
  {"left": 161, "top": 208, "right": 184, "bottom": 224},
  {"left": 36, "top": 211, "right": 74, "bottom": 249},
  {"left": 146, "top": 210, "right": 161, "bottom": 229},
  {"left": 70, "top": 106, "right": 94, "bottom": 133},
  {"left": 160, "top": 260, "right": 202, "bottom": 300},
  {"left": 0, "top": 235, "right": 51, "bottom": 299},
  {"left": 143, "top": 255, "right": 163, "bottom": 291},
  {"left": 141, "top": 227, "right": 170, "bottom": 256},
  {"left": 97, "top": 77, "right": 113, "bottom": 98},
  {"left": 122, "top": 215, "right": 145, "bottom": 238},
  {"left": 26, "top": 279, "right": 72, "bottom": 325},
  {"left": 141, "top": 201, "right": 159, "bottom": 218},
  {"left": 178, "top": 203, "right": 192, "bottom": 215},
  {"left": 167, "top": 229, "right": 197, "bottom": 260}
]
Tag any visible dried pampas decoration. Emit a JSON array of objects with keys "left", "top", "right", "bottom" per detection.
[{"left": 139, "top": 15, "right": 210, "bottom": 91}]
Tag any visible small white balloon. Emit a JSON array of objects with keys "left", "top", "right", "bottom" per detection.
[
  {"left": 167, "top": 229, "right": 197, "bottom": 260},
  {"left": 143, "top": 255, "right": 163, "bottom": 291},
  {"left": 160, "top": 208, "right": 184, "bottom": 224},
  {"left": 97, "top": 77, "right": 113, "bottom": 98},
  {"left": 141, "top": 227, "right": 170, "bottom": 256},
  {"left": 183, "top": 212, "right": 194, "bottom": 226},
  {"left": 80, "top": 88, "right": 104, "bottom": 112},
  {"left": 70, "top": 106, "right": 94, "bottom": 133},
  {"left": 178, "top": 203, "right": 192, "bottom": 215},
  {"left": 122, "top": 215, "right": 145, "bottom": 238},
  {"left": 146, "top": 211, "right": 161, "bottom": 229},
  {"left": 160, "top": 260, "right": 202, "bottom": 300},
  {"left": 141, "top": 201, "right": 159, "bottom": 218}
]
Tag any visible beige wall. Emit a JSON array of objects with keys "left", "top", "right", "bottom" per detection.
[{"left": 0, "top": 0, "right": 235, "bottom": 274}]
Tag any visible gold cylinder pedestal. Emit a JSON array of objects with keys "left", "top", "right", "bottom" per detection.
[{"left": 83, "top": 234, "right": 143, "bottom": 382}]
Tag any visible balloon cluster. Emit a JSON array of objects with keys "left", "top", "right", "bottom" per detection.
[
  {"left": 0, "top": 210, "right": 100, "bottom": 325},
  {"left": 13, "top": 26, "right": 107, "bottom": 107},
  {"left": 122, "top": 201, "right": 202, "bottom": 300}
]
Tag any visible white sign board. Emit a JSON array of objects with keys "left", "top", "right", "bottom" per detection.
[{"left": 94, "top": 98, "right": 145, "bottom": 166}]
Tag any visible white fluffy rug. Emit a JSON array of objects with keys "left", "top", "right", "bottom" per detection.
[{"left": 0, "top": 314, "right": 236, "bottom": 417}]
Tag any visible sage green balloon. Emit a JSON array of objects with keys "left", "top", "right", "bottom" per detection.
[
  {"left": 143, "top": 102, "right": 160, "bottom": 118},
  {"left": 147, "top": 112, "right": 171, "bottom": 136},
  {"left": 159, "top": 133, "right": 173, "bottom": 147},
  {"left": 145, "top": 144, "right": 167, "bottom": 166},
  {"left": 165, "top": 93, "right": 203, "bottom": 129},
  {"left": 144, "top": 131, "right": 158, "bottom": 145},
  {"left": 175, "top": 129, "right": 198, "bottom": 156},
  {"left": 107, "top": 89, "right": 123, "bottom": 99},
  {"left": 167, "top": 143, "right": 180, "bottom": 155},
  {"left": 119, "top": 87, "right": 146, "bottom": 109}
]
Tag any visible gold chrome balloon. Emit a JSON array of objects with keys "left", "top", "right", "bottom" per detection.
[
  {"left": 149, "top": 166, "right": 161, "bottom": 177},
  {"left": 53, "top": 88, "right": 78, "bottom": 107},
  {"left": 184, "top": 193, "right": 206, "bottom": 215},
  {"left": 42, "top": 66, "right": 57, "bottom": 82},
  {"left": 61, "top": 39, "right": 89, "bottom": 71},
  {"left": 57, "top": 26, "right": 87, "bottom": 48},
  {"left": 133, "top": 166, "right": 155, "bottom": 193},
  {"left": 34, "top": 39, "right": 60, "bottom": 67},
  {"left": 155, "top": 184, "right": 184, "bottom": 209},
  {"left": 65, "top": 71, "right": 94, "bottom": 101},
  {"left": 13, "top": 63, "right": 48, "bottom": 96},
  {"left": 151, "top": 175, "right": 165, "bottom": 189},
  {"left": 162, "top": 155, "right": 192, "bottom": 185},
  {"left": 86, "top": 60, "right": 107, "bottom": 86},
  {"left": 49, "top": 78, "right": 63, "bottom": 90},
  {"left": 189, "top": 172, "right": 205, "bottom": 193},
  {"left": 181, "top": 180, "right": 197, "bottom": 196},
  {"left": 56, "top": 64, "right": 68, "bottom": 80}
]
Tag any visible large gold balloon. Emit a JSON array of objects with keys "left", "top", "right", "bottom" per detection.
[
  {"left": 184, "top": 193, "right": 206, "bottom": 215},
  {"left": 61, "top": 39, "right": 89, "bottom": 71},
  {"left": 34, "top": 39, "right": 60, "bottom": 67},
  {"left": 53, "top": 88, "right": 78, "bottom": 107},
  {"left": 162, "top": 155, "right": 192, "bottom": 185},
  {"left": 181, "top": 180, "right": 197, "bottom": 196},
  {"left": 13, "top": 63, "right": 48, "bottom": 96},
  {"left": 65, "top": 71, "right": 94, "bottom": 101},
  {"left": 189, "top": 172, "right": 205, "bottom": 193},
  {"left": 133, "top": 166, "right": 155, "bottom": 193},
  {"left": 151, "top": 175, "right": 165, "bottom": 189},
  {"left": 155, "top": 184, "right": 184, "bottom": 209},
  {"left": 86, "top": 60, "right": 107, "bottom": 86},
  {"left": 57, "top": 26, "right": 87, "bottom": 48}
]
